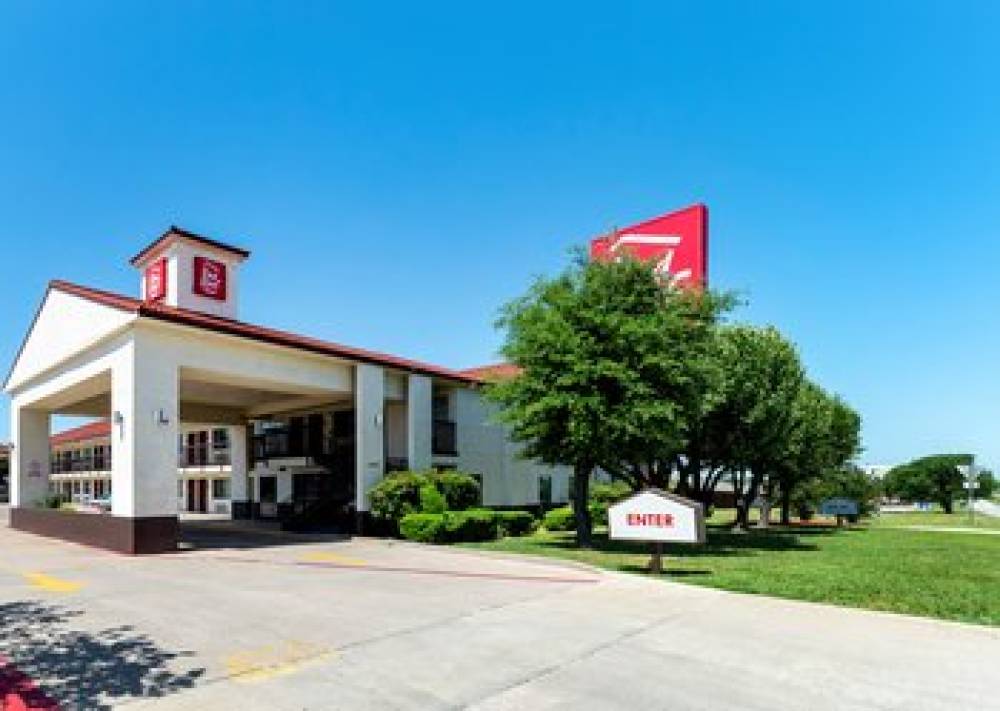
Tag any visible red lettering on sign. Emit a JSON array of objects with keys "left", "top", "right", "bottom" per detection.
[
  {"left": 626, "top": 513, "right": 675, "bottom": 528},
  {"left": 145, "top": 258, "right": 167, "bottom": 302},
  {"left": 193, "top": 256, "right": 227, "bottom": 300}
]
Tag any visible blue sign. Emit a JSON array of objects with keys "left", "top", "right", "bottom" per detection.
[{"left": 818, "top": 498, "right": 859, "bottom": 516}]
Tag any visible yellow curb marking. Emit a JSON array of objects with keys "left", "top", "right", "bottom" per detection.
[
  {"left": 300, "top": 551, "right": 367, "bottom": 566},
  {"left": 224, "top": 640, "right": 333, "bottom": 683},
  {"left": 23, "top": 572, "right": 84, "bottom": 594}
]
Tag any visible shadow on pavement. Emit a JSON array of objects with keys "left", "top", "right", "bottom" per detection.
[
  {"left": 0, "top": 601, "right": 205, "bottom": 710},
  {"left": 179, "top": 519, "right": 352, "bottom": 552}
]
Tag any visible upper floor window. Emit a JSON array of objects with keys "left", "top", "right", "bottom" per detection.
[
  {"left": 212, "top": 428, "right": 230, "bottom": 450},
  {"left": 432, "top": 395, "right": 451, "bottom": 421}
]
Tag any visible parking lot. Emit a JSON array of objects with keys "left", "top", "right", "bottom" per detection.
[{"left": 1, "top": 506, "right": 999, "bottom": 711}]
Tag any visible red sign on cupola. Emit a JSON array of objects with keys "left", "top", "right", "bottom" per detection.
[
  {"left": 145, "top": 258, "right": 167, "bottom": 302},
  {"left": 193, "top": 256, "right": 227, "bottom": 300}
]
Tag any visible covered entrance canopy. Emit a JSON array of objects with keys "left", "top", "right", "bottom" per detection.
[{"left": 4, "top": 231, "right": 477, "bottom": 552}]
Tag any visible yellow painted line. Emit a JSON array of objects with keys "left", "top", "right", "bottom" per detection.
[
  {"left": 22, "top": 571, "right": 84, "bottom": 594},
  {"left": 299, "top": 551, "right": 367, "bottom": 567},
  {"left": 224, "top": 640, "right": 333, "bottom": 684}
]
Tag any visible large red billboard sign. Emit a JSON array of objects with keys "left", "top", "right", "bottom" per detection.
[
  {"left": 589, "top": 203, "right": 708, "bottom": 288},
  {"left": 193, "top": 256, "right": 228, "bottom": 300}
]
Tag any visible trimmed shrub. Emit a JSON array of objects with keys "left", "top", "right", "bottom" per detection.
[
  {"left": 430, "top": 470, "right": 481, "bottom": 510},
  {"left": 370, "top": 470, "right": 482, "bottom": 523},
  {"left": 588, "top": 481, "right": 632, "bottom": 526},
  {"left": 588, "top": 502, "right": 609, "bottom": 526},
  {"left": 400, "top": 509, "right": 537, "bottom": 543},
  {"left": 496, "top": 511, "right": 536, "bottom": 537},
  {"left": 543, "top": 506, "right": 575, "bottom": 531},
  {"left": 370, "top": 472, "right": 425, "bottom": 522},
  {"left": 399, "top": 513, "right": 446, "bottom": 543},
  {"left": 419, "top": 483, "right": 447, "bottom": 514},
  {"left": 590, "top": 481, "right": 632, "bottom": 506},
  {"left": 443, "top": 509, "right": 498, "bottom": 542}
]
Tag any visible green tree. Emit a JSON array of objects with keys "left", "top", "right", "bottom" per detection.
[
  {"left": 680, "top": 325, "right": 804, "bottom": 528},
  {"left": 793, "top": 465, "right": 881, "bottom": 518},
  {"left": 488, "top": 254, "right": 729, "bottom": 546},
  {"left": 884, "top": 454, "right": 972, "bottom": 513},
  {"left": 774, "top": 386, "right": 862, "bottom": 524},
  {"left": 977, "top": 469, "right": 996, "bottom": 499}
]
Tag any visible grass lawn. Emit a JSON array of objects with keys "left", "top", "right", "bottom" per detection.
[
  {"left": 462, "top": 512, "right": 1000, "bottom": 626},
  {"left": 873, "top": 511, "right": 1000, "bottom": 530}
]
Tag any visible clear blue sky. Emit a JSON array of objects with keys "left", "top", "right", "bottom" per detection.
[{"left": 2, "top": 2, "right": 999, "bottom": 468}]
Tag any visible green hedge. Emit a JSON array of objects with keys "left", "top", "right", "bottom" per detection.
[
  {"left": 399, "top": 513, "right": 446, "bottom": 543},
  {"left": 443, "top": 509, "right": 497, "bottom": 541},
  {"left": 543, "top": 506, "right": 575, "bottom": 531},
  {"left": 370, "top": 470, "right": 481, "bottom": 522},
  {"left": 399, "top": 509, "right": 537, "bottom": 543},
  {"left": 432, "top": 471, "right": 480, "bottom": 511},
  {"left": 496, "top": 510, "right": 536, "bottom": 537}
]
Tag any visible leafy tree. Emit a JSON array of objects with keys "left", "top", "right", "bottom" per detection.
[
  {"left": 884, "top": 454, "right": 972, "bottom": 513},
  {"left": 488, "top": 254, "right": 730, "bottom": 546},
  {"left": 792, "top": 465, "right": 881, "bottom": 518},
  {"left": 679, "top": 325, "right": 804, "bottom": 528},
  {"left": 977, "top": 469, "right": 996, "bottom": 499},
  {"left": 773, "top": 386, "right": 862, "bottom": 524}
]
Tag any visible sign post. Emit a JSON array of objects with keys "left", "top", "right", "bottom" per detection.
[{"left": 608, "top": 489, "right": 706, "bottom": 575}]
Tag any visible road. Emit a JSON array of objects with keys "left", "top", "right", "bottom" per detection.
[{"left": 0, "top": 506, "right": 998, "bottom": 710}]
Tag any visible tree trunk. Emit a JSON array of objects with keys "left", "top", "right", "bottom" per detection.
[
  {"left": 573, "top": 462, "right": 593, "bottom": 548},
  {"left": 942, "top": 495, "right": 953, "bottom": 514},
  {"left": 735, "top": 471, "right": 763, "bottom": 530},
  {"left": 780, "top": 487, "right": 792, "bottom": 526}
]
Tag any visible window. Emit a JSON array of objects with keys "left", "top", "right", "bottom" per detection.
[
  {"left": 212, "top": 479, "right": 231, "bottom": 499},
  {"left": 212, "top": 429, "right": 230, "bottom": 450},
  {"left": 432, "top": 395, "right": 451, "bottom": 421},
  {"left": 539, "top": 475, "right": 553, "bottom": 506}
]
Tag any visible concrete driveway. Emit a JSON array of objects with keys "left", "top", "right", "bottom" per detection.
[{"left": 0, "top": 507, "right": 998, "bottom": 710}]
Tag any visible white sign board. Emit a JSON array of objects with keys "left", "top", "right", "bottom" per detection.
[{"left": 608, "top": 489, "right": 706, "bottom": 544}]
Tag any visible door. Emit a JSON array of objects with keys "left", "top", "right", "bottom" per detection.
[
  {"left": 187, "top": 479, "right": 208, "bottom": 512},
  {"left": 259, "top": 476, "right": 278, "bottom": 518}
]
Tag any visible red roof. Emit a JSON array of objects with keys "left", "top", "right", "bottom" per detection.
[
  {"left": 459, "top": 363, "right": 522, "bottom": 382},
  {"left": 49, "top": 280, "right": 483, "bottom": 385},
  {"left": 51, "top": 420, "right": 111, "bottom": 446},
  {"left": 130, "top": 225, "right": 251, "bottom": 266}
]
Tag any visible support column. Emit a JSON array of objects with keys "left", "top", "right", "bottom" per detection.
[
  {"left": 108, "top": 335, "right": 180, "bottom": 552},
  {"left": 355, "top": 363, "right": 385, "bottom": 521},
  {"left": 229, "top": 423, "right": 250, "bottom": 519},
  {"left": 406, "top": 374, "right": 432, "bottom": 472},
  {"left": 10, "top": 406, "right": 50, "bottom": 508}
]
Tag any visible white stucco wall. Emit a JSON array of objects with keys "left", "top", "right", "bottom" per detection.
[
  {"left": 5, "top": 289, "right": 134, "bottom": 392},
  {"left": 355, "top": 364, "right": 385, "bottom": 511},
  {"left": 454, "top": 388, "right": 571, "bottom": 507},
  {"left": 407, "top": 374, "right": 432, "bottom": 471}
]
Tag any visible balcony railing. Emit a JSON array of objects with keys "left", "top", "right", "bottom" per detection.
[
  {"left": 51, "top": 456, "right": 112, "bottom": 474},
  {"left": 253, "top": 431, "right": 306, "bottom": 461},
  {"left": 179, "top": 446, "right": 231, "bottom": 468},
  {"left": 432, "top": 419, "right": 457, "bottom": 457}
]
